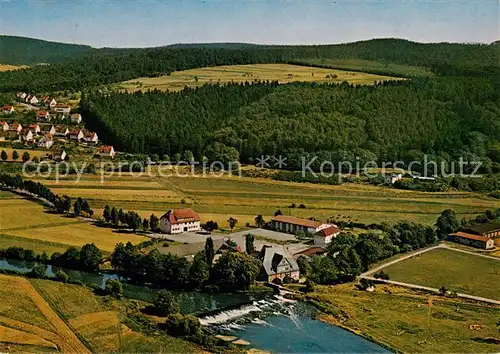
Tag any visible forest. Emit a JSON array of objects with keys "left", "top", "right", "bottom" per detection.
[
  {"left": 80, "top": 76, "right": 500, "bottom": 172},
  {"left": 0, "top": 37, "right": 498, "bottom": 92}
]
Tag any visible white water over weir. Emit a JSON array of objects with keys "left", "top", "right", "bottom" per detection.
[{"left": 199, "top": 295, "right": 296, "bottom": 326}]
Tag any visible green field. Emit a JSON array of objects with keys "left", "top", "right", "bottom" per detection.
[
  {"left": 31, "top": 173, "right": 499, "bottom": 229},
  {"left": 306, "top": 283, "right": 500, "bottom": 353},
  {"left": 117, "top": 63, "right": 401, "bottom": 92},
  {"left": 295, "top": 58, "right": 434, "bottom": 77},
  {"left": 383, "top": 248, "right": 500, "bottom": 300}
]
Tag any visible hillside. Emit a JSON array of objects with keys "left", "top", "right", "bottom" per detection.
[
  {"left": 0, "top": 37, "right": 498, "bottom": 92},
  {"left": 0, "top": 35, "right": 94, "bottom": 65}
]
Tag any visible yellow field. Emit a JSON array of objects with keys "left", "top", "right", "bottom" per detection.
[
  {"left": 118, "top": 63, "right": 401, "bottom": 92},
  {"left": 0, "top": 64, "right": 28, "bottom": 72},
  {"left": 31, "top": 279, "right": 200, "bottom": 353},
  {"left": 0, "top": 274, "right": 90, "bottom": 353},
  {"left": 0, "top": 197, "right": 148, "bottom": 253}
]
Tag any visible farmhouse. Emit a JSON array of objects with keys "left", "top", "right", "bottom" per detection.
[
  {"left": 70, "top": 113, "right": 82, "bottom": 124},
  {"left": 9, "top": 122, "right": 22, "bottom": 132},
  {"left": 257, "top": 245, "right": 300, "bottom": 283},
  {"left": 41, "top": 124, "right": 56, "bottom": 136},
  {"left": 448, "top": 232, "right": 495, "bottom": 250},
  {"left": 69, "top": 129, "right": 84, "bottom": 141},
  {"left": 314, "top": 225, "right": 341, "bottom": 247},
  {"left": 36, "top": 110, "right": 51, "bottom": 121},
  {"left": 28, "top": 124, "right": 41, "bottom": 134},
  {"left": 462, "top": 223, "right": 500, "bottom": 247},
  {"left": 99, "top": 145, "right": 115, "bottom": 158},
  {"left": 54, "top": 103, "right": 71, "bottom": 116},
  {"left": 269, "top": 215, "right": 334, "bottom": 235},
  {"left": 84, "top": 132, "right": 98, "bottom": 144},
  {"left": 38, "top": 134, "right": 54, "bottom": 149},
  {"left": 2, "top": 104, "right": 14, "bottom": 114},
  {"left": 159, "top": 208, "right": 201, "bottom": 234},
  {"left": 0, "top": 121, "right": 9, "bottom": 131}
]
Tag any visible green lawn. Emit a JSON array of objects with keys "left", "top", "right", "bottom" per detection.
[{"left": 383, "top": 248, "right": 500, "bottom": 300}]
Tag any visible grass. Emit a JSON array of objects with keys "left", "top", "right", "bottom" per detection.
[
  {"left": 31, "top": 278, "right": 200, "bottom": 353},
  {"left": 295, "top": 58, "right": 434, "bottom": 77},
  {"left": 0, "top": 195, "right": 149, "bottom": 253},
  {"left": 0, "top": 274, "right": 90, "bottom": 353},
  {"left": 307, "top": 283, "right": 500, "bottom": 353},
  {"left": 382, "top": 248, "right": 500, "bottom": 300},
  {"left": 28, "top": 173, "right": 499, "bottom": 230},
  {"left": 117, "top": 63, "right": 401, "bottom": 92}
]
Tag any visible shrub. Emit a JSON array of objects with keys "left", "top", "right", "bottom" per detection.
[
  {"left": 164, "top": 313, "right": 201, "bottom": 337},
  {"left": 104, "top": 279, "right": 123, "bottom": 298},
  {"left": 55, "top": 270, "right": 69, "bottom": 283},
  {"left": 152, "top": 290, "right": 180, "bottom": 317}
]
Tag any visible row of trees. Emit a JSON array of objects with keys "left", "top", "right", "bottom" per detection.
[
  {"left": 111, "top": 238, "right": 261, "bottom": 292},
  {"left": 102, "top": 204, "right": 159, "bottom": 232},
  {"left": 1, "top": 150, "right": 37, "bottom": 163}
]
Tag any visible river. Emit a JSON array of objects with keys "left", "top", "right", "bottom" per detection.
[{"left": 1, "top": 258, "right": 389, "bottom": 353}]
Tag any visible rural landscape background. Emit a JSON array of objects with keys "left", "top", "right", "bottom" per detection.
[{"left": 0, "top": 0, "right": 499, "bottom": 353}]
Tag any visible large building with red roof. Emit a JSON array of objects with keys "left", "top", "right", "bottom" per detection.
[
  {"left": 269, "top": 215, "right": 340, "bottom": 246},
  {"left": 159, "top": 208, "right": 201, "bottom": 234}
]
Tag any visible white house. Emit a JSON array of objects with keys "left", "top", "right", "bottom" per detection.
[
  {"left": 159, "top": 208, "right": 201, "bottom": 234},
  {"left": 385, "top": 173, "right": 403, "bottom": 184},
  {"left": 314, "top": 225, "right": 341, "bottom": 247},
  {"left": 55, "top": 126, "right": 69, "bottom": 137},
  {"left": 54, "top": 104, "right": 71, "bottom": 116},
  {"left": 69, "top": 129, "right": 84, "bottom": 141},
  {"left": 41, "top": 124, "right": 56, "bottom": 136},
  {"left": 257, "top": 245, "right": 300, "bottom": 282},
  {"left": 52, "top": 150, "right": 67, "bottom": 161},
  {"left": 9, "top": 122, "right": 22, "bottom": 133},
  {"left": 41, "top": 96, "right": 57, "bottom": 108},
  {"left": 17, "top": 92, "right": 27, "bottom": 100},
  {"left": 99, "top": 145, "right": 116, "bottom": 159},
  {"left": 84, "top": 132, "right": 98, "bottom": 144},
  {"left": 26, "top": 95, "right": 38, "bottom": 105},
  {"left": 0, "top": 121, "right": 9, "bottom": 131},
  {"left": 269, "top": 215, "right": 334, "bottom": 235},
  {"left": 36, "top": 110, "right": 51, "bottom": 121},
  {"left": 20, "top": 129, "right": 34, "bottom": 142},
  {"left": 28, "top": 124, "right": 41, "bottom": 135},
  {"left": 38, "top": 134, "right": 54, "bottom": 149},
  {"left": 70, "top": 113, "right": 82, "bottom": 124},
  {"left": 2, "top": 105, "right": 14, "bottom": 114}
]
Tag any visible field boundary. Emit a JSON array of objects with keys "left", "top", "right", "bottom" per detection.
[{"left": 359, "top": 244, "right": 500, "bottom": 306}]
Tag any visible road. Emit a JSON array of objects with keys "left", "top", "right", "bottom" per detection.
[{"left": 359, "top": 243, "right": 500, "bottom": 306}]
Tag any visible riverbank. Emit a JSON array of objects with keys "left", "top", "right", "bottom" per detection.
[{"left": 297, "top": 283, "right": 500, "bottom": 353}]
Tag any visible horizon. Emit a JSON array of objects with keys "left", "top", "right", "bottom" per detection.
[{"left": 0, "top": 0, "right": 498, "bottom": 48}]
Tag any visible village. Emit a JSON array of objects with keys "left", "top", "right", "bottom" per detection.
[{"left": 0, "top": 92, "right": 116, "bottom": 160}]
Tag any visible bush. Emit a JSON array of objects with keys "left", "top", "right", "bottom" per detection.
[
  {"left": 55, "top": 270, "right": 69, "bottom": 283},
  {"left": 373, "top": 270, "right": 390, "bottom": 280},
  {"left": 104, "top": 279, "right": 123, "bottom": 298},
  {"left": 164, "top": 313, "right": 201, "bottom": 337},
  {"left": 283, "top": 275, "right": 294, "bottom": 284},
  {"left": 152, "top": 290, "right": 180, "bottom": 317},
  {"left": 28, "top": 264, "right": 47, "bottom": 278}
]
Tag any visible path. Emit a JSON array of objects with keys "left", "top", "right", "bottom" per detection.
[{"left": 359, "top": 243, "right": 500, "bottom": 306}]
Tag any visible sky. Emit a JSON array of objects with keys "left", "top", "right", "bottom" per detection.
[{"left": 0, "top": 0, "right": 498, "bottom": 48}]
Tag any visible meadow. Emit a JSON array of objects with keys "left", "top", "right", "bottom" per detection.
[
  {"left": 117, "top": 63, "right": 400, "bottom": 92},
  {"left": 382, "top": 248, "right": 500, "bottom": 300},
  {"left": 0, "top": 193, "right": 148, "bottom": 254},
  {"left": 0, "top": 64, "right": 28, "bottom": 72},
  {"left": 31, "top": 172, "right": 499, "bottom": 229},
  {"left": 307, "top": 283, "right": 500, "bottom": 353}
]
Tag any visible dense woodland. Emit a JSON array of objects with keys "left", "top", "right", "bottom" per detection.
[
  {"left": 81, "top": 76, "right": 500, "bottom": 172},
  {"left": 0, "top": 37, "right": 498, "bottom": 92}
]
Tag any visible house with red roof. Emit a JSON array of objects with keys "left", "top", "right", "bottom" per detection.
[
  {"left": 448, "top": 231, "right": 495, "bottom": 250},
  {"left": 269, "top": 215, "right": 337, "bottom": 237},
  {"left": 42, "top": 96, "right": 57, "bottom": 108},
  {"left": 159, "top": 208, "right": 201, "bottom": 234},
  {"left": 0, "top": 121, "right": 9, "bottom": 131},
  {"left": 38, "top": 134, "right": 54, "bottom": 149},
  {"left": 84, "top": 132, "right": 98, "bottom": 144},
  {"left": 36, "top": 110, "right": 51, "bottom": 121},
  {"left": 314, "top": 225, "right": 341, "bottom": 247},
  {"left": 25, "top": 95, "right": 38, "bottom": 105},
  {"left": 69, "top": 129, "right": 84, "bottom": 141},
  {"left": 28, "top": 123, "right": 41, "bottom": 135},
  {"left": 9, "top": 122, "right": 22, "bottom": 133},
  {"left": 99, "top": 145, "right": 115, "bottom": 159},
  {"left": 70, "top": 113, "right": 82, "bottom": 124},
  {"left": 54, "top": 103, "right": 71, "bottom": 116},
  {"left": 2, "top": 104, "right": 14, "bottom": 114}
]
